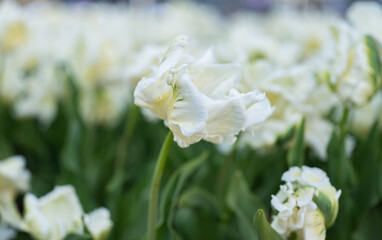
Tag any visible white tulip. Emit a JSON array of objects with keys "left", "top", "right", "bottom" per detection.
[
  {"left": 240, "top": 61, "right": 340, "bottom": 159},
  {"left": 23, "top": 185, "right": 84, "bottom": 240},
  {"left": 134, "top": 35, "right": 273, "bottom": 147},
  {"left": 84, "top": 208, "right": 113, "bottom": 240},
  {"left": 272, "top": 166, "right": 340, "bottom": 239},
  {"left": 0, "top": 155, "right": 30, "bottom": 194},
  {"left": 347, "top": 1, "right": 382, "bottom": 42},
  {"left": 350, "top": 91, "right": 382, "bottom": 136},
  {"left": 0, "top": 156, "right": 30, "bottom": 230},
  {"left": 0, "top": 222, "right": 16, "bottom": 240}
]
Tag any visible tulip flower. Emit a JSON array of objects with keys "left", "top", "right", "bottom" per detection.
[
  {"left": 84, "top": 207, "right": 113, "bottom": 240},
  {"left": 134, "top": 35, "right": 273, "bottom": 240},
  {"left": 0, "top": 156, "right": 30, "bottom": 230},
  {"left": 271, "top": 166, "right": 341, "bottom": 240},
  {"left": 23, "top": 185, "right": 84, "bottom": 240}
]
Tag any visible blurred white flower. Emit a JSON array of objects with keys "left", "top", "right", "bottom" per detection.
[
  {"left": 84, "top": 208, "right": 113, "bottom": 240},
  {"left": 271, "top": 166, "right": 341, "bottom": 240},
  {"left": 13, "top": 62, "right": 61, "bottom": 125},
  {"left": 0, "top": 1, "right": 28, "bottom": 52},
  {"left": 0, "top": 156, "right": 30, "bottom": 230},
  {"left": 350, "top": 91, "right": 382, "bottom": 136},
  {"left": 23, "top": 185, "right": 84, "bottom": 240},
  {"left": 347, "top": 1, "right": 382, "bottom": 42},
  {"left": 134, "top": 35, "right": 273, "bottom": 147},
  {"left": 240, "top": 61, "right": 339, "bottom": 159},
  {"left": 325, "top": 21, "right": 376, "bottom": 105},
  {"left": 0, "top": 222, "right": 16, "bottom": 240},
  {"left": 0, "top": 155, "right": 30, "bottom": 194}
]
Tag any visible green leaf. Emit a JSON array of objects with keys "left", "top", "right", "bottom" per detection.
[
  {"left": 287, "top": 118, "right": 305, "bottom": 167},
  {"left": 327, "top": 107, "right": 354, "bottom": 190},
  {"left": 254, "top": 209, "right": 283, "bottom": 240},
  {"left": 226, "top": 170, "right": 265, "bottom": 240},
  {"left": 167, "top": 152, "right": 209, "bottom": 239},
  {"left": 313, "top": 191, "right": 338, "bottom": 228},
  {"left": 364, "top": 35, "right": 382, "bottom": 91},
  {"left": 64, "top": 233, "right": 92, "bottom": 240},
  {"left": 175, "top": 187, "right": 224, "bottom": 240},
  {"left": 353, "top": 121, "right": 381, "bottom": 212},
  {"left": 13, "top": 232, "right": 34, "bottom": 240},
  {"left": 60, "top": 120, "right": 82, "bottom": 173},
  {"left": 157, "top": 152, "right": 209, "bottom": 239},
  {"left": 352, "top": 207, "right": 382, "bottom": 240}
]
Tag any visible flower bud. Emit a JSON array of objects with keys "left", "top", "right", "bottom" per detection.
[
  {"left": 84, "top": 207, "right": 113, "bottom": 240},
  {"left": 271, "top": 166, "right": 340, "bottom": 240}
]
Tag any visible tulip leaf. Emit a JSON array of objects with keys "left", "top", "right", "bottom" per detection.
[
  {"left": 174, "top": 187, "right": 224, "bottom": 240},
  {"left": 352, "top": 121, "right": 381, "bottom": 212},
  {"left": 157, "top": 151, "right": 208, "bottom": 239},
  {"left": 287, "top": 118, "right": 305, "bottom": 167},
  {"left": 352, "top": 208, "right": 382, "bottom": 240},
  {"left": 13, "top": 232, "right": 34, "bottom": 240},
  {"left": 64, "top": 233, "right": 92, "bottom": 240},
  {"left": 254, "top": 209, "right": 283, "bottom": 240},
  {"left": 364, "top": 35, "right": 382, "bottom": 91},
  {"left": 313, "top": 191, "right": 338, "bottom": 228},
  {"left": 327, "top": 107, "right": 354, "bottom": 190},
  {"left": 226, "top": 170, "right": 265, "bottom": 240}
]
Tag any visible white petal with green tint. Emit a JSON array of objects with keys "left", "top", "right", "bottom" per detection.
[
  {"left": 84, "top": 208, "right": 113, "bottom": 240},
  {"left": 23, "top": 185, "right": 84, "bottom": 240}
]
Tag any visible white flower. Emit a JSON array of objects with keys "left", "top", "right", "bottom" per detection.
[
  {"left": 281, "top": 166, "right": 302, "bottom": 183},
  {"left": 239, "top": 61, "right": 339, "bottom": 159},
  {"left": 326, "top": 21, "right": 376, "bottom": 105},
  {"left": 350, "top": 91, "right": 382, "bottom": 136},
  {"left": 0, "top": 156, "right": 30, "bottom": 230},
  {"left": 0, "top": 155, "right": 30, "bottom": 194},
  {"left": 300, "top": 166, "right": 331, "bottom": 189},
  {"left": 0, "top": 1, "right": 28, "bottom": 52},
  {"left": 295, "top": 210, "right": 326, "bottom": 240},
  {"left": 0, "top": 222, "right": 16, "bottom": 240},
  {"left": 271, "top": 184, "right": 318, "bottom": 237},
  {"left": 347, "top": 1, "right": 382, "bottom": 42},
  {"left": 304, "top": 118, "right": 332, "bottom": 160},
  {"left": 134, "top": 35, "right": 273, "bottom": 147},
  {"left": 13, "top": 62, "right": 61, "bottom": 125},
  {"left": 84, "top": 208, "right": 113, "bottom": 240},
  {"left": 271, "top": 166, "right": 340, "bottom": 239},
  {"left": 23, "top": 185, "right": 84, "bottom": 240}
]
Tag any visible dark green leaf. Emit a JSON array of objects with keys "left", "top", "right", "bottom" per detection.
[
  {"left": 226, "top": 170, "right": 265, "bottom": 240},
  {"left": 287, "top": 118, "right": 305, "bottom": 167},
  {"left": 254, "top": 209, "right": 283, "bottom": 240}
]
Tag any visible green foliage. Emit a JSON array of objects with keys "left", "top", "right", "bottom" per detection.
[
  {"left": 226, "top": 170, "right": 265, "bottom": 240},
  {"left": 64, "top": 234, "right": 92, "bottom": 240},
  {"left": 287, "top": 118, "right": 305, "bottom": 167},
  {"left": 314, "top": 192, "right": 338, "bottom": 228},
  {"left": 1, "top": 78, "right": 382, "bottom": 240},
  {"left": 254, "top": 209, "right": 283, "bottom": 240},
  {"left": 364, "top": 35, "right": 382, "bottom": 91}
]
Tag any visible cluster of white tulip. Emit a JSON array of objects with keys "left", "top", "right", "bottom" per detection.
[
  {"left": 1, "top": 1, "right": 380, "bottom": 239},
  {"left": 235, "top": 2, "right": 382, "bottom": 158},
  {"left": 0, "top": 0, "right": 381, "bottom": 157},
  {"left": 271, "top": 166, "right": 341, "bottom": 240},
  {"left": 0, "top": 0, "right": 223, "bottom": 126},
  {"left": 0, "top": 156, "right": 112, "bottom": 240}
]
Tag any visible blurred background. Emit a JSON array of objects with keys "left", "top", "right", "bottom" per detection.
[{"left": 3, "top": 0, "right": 382, "bottom": 13}]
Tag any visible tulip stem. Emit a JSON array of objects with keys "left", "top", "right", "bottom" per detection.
[{"left": 147, "top": 131, "right": 173, "bottom": 240}]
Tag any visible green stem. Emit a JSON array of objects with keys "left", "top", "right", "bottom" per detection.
[
  {"left": 147, "top": 131, "right": 173, "bottom": 240},
  {"left": 216, "top": 141, "right": 238, "bottom": 198}
]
